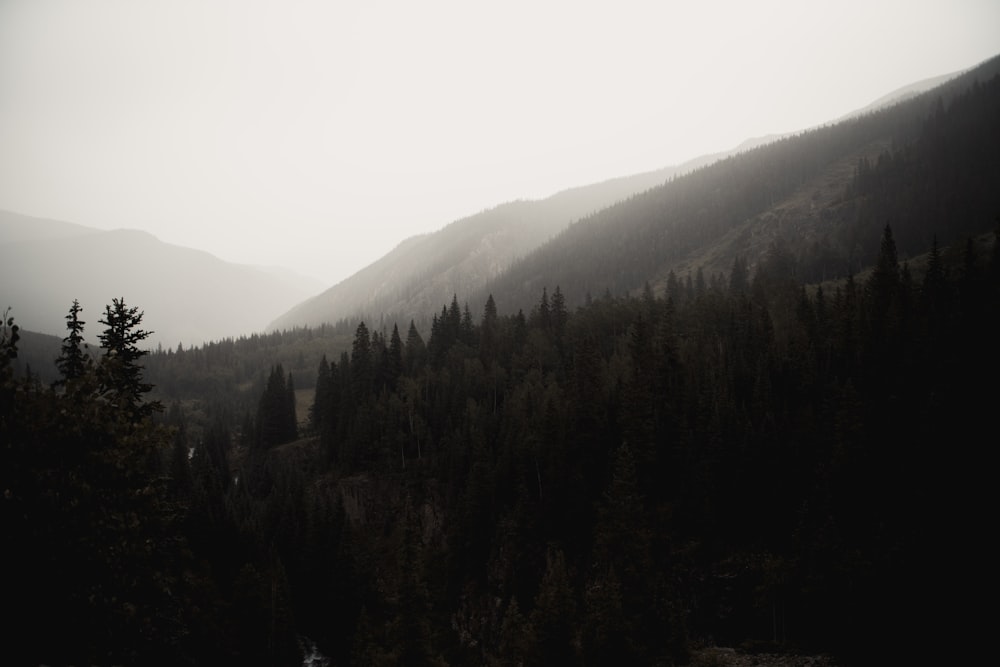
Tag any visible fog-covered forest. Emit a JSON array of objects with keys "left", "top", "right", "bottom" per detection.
[
  {"left": 4, "top": 219, "right": 998, "bottom": 664},
  {"left": 3, "top": 59, "right": 1000, "bottom": 667}
]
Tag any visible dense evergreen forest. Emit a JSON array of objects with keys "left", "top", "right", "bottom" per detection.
[
  {"left": 3, "top": 221, "right": 998, "bottom": 664},
  {"left": 4, "top": 61, "right": 1000, "bottom": 666}
]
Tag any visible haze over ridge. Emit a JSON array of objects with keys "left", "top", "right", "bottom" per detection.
[{"left": 2, "top": 0, "right": 997, "bottom": 285}]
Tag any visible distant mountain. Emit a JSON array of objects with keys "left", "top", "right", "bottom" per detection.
[
  {"left": 0, "top": 211, "right": 318, "bottom": 347},
  {"left": 272, "top": 56, "right": 999, "bottom": 333},
  {"left": 836, "top": 70, "right": 959, "bottom": 120},
  {"left": 0, "top": 209, "right": 102, "bottom": 243}
]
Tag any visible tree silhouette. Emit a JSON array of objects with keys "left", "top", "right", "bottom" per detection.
[
  {"left": 55, "top": 299, "right": 90, "bottom": 384},
  {"left": 98, "top": 297, "right": 159, "bottom": 416}
]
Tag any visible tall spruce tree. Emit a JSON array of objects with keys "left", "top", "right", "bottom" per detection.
[
  {"left": 387, "top": 323, "right": 403, "bottom": 390},
  {"left": 480, "top": 294, "right": 499, "bottom": 368},
  {"left": 310, "top": 355, "right": 332, "bottom": 434},
  {"left": 56, "top": 299, "right": 90, "bottom": 384},
  {"left": 404, "top": 320, "right": 426, "bottom": 374},
  {"left": 284, "top": 371, "right": 297, "bottom": 442},
  {"left": 351, "top": 321, "right": 373, "bottom": 396},
  {"left": 867, "top": 224, "right": 900, "bottom": 316},
  {"left": 97, "top": 298, "right": 159, "bottom": 416},
  {"left": 257, "top": 365, "right": 295, "bottom": 448}
]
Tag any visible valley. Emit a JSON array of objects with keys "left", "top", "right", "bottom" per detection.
[{"left": 3, "top": 52, "right": 999, "bottom": 666}]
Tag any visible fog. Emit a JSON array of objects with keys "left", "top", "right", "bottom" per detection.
[{"left": 1, "top": 0, "right": 997, "bottom": 285}]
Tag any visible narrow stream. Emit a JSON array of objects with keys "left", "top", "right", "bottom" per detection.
[{"left": 299, "top": 636, "right": 330, "bottom": 667}]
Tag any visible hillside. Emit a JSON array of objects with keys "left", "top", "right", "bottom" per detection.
[
  {"left": 269, "top": 161, "right": 710, "bottom": 333},
  {"left": 6, "top": 54, "right": 999, "bottom": 667},
  {"left": 476, "top": 55, "right": 1000, "bottom": 319},
  {"left": 270, "top": 65, "right": 971, "bottom": 334},
  {"left": 0, "top": 212, "right": 320, "bottom": 347}
]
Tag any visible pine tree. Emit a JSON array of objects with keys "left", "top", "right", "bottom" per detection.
[
  {"left": 460, "top": 302, "right": 476, "bottom": 347},
  {"left": 257, "top": 365, "right": 295, "bottom": 448},
  {"left": 530, "top": 546, "right": 577, "bottom": 664},
  {"left": 351, "top": 321, "right": 372, "bottom": 395},
  {"left": 97, "top": 298, "right": 160, "bottom": 416},
  {"left": 729, "top": 256, "right": 749, "bottom": 294},
  {"left": 56, "top": 299, "right": 90, "bottom": 384},
  {"left": 284, "top": 371, "right": 297, "bottom": 442},
  {"left": 867, "top": 223, "right": 900, "bottom": 316},
  {"left": 387, "top": 323, "right": 403, "bottom": 390},
  {"left": 447, "top": 294, "right": 462, "bottom": 344},
  {"left": 404, "top": 320, "right": 426, "bottom": 374},
  {"left": 582, "top": 567, "right": 627, "bottom": 665},
  {"left": 538, "top": 287, "right": 551, "bottom": 329},
  {"left": 666, "top": 269, "right": 681, "bottom": 304},
  {"left": 480, "top": 294, "right": 499, "bottom": 368},
  {"left": 310, "top": 355, "right": 332, "bottom": 434}
]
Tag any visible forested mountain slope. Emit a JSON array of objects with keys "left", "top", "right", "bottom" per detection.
[
  {"left": 272, "top": 62, "right": 983, "bottom": 335},
  {"left": 6, "top": 57, "right": 999, "bottom": 667},
  {"left": 479, "top": 55, "right": 1000, "bottom": 318},
  {"left": 270, "top": 158, "right": 725, "bottom": 333}
]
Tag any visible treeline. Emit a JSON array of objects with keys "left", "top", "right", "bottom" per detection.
[
  {"left": 3, "top": 222, "right": 997, "bottom": 664},
  {"left": 2, "top": 299, "right": 204, "bottom": 665},
  {"left": 2, "top": 297, "right": 340, "bottom": 665},
  {"left": 174, "top": 225, "right": 996, "bottom": 664}
]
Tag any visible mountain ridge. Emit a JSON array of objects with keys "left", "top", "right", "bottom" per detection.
[
  {"left": 268, "top": 149, "right": 768, "bottom": 333},
  {"left": 269, "top": 60, "right": 984, "bottom": 333}
]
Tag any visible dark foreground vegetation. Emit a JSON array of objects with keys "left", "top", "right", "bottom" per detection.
[
  {"left": 3, "top": 222, "right": 998, "bottom": 664},
  {"left": 4, "top": 60, "right": 999, "bottom": 667}
]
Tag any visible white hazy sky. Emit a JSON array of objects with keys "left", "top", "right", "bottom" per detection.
[{"left": 1, "top": 1, "right": 998, "bottom": 286}]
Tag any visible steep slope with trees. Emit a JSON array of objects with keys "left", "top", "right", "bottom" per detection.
[
  {"left": 479, "top": 56, "right": 1000, "bottom": 318},
  {"left": 5, "top": 56, "right": 999, "bottom": 666},
  {"left": 268, "top": 144, "right": 796, "bottom": 334},
  {"left": 270, "top": 62, "right": 980, "bottom": 335}
]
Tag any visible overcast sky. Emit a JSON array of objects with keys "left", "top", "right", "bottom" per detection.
[{"left": 1, "top": 1, "right": 998, "bottom": 286}]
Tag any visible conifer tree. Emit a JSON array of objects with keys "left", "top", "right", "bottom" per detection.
[
  {"left": 729, "top": 255, "right": 749, "bottom": 294},
  {"left": 404, "top": 319, "right": 426, "bottom": 374},
  {"left": 460, "top": 302, "right": 476, "bottom": 347},
  {"left": 538, "top": 287, "right": 551, "bottom": 329},
  {"left": 97, "top": 297, "right": 160, "bottom": 416},
  {"left": 551, "top": 286, "right": 568, "bottom": 331},
  {"left": 285, "top": 371, "right": 297, "bottom": 442},
  {"left": 257, "top": 365, "right": 295, "bottom": 448},
  {"left": 310, "top": 355, "right": 332, "bottom": 434},
  {"left": 56, "top": 299, "right": 89, "bottom": 384},
  {"left": 867, "top": 223, "right": 900, "bottom": 315},
  {"left": 666, "top": 269, "right": 681, "bottom": 304},
  {"left": 387, "top": 323, "right": 403, "bottom": 389},
  {"left": 351, "top": 321, "right": 372, "bottom": 395},
  {"left": 447, "top": 294, "right": 462, "bottom": 343},
  {"left": 480, "top": 294, "right": 499, "bottom": 368},
  {"left": 530, "top": 546, "right": 577, "bottom": 664}
]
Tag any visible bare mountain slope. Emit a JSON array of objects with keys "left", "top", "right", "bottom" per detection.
[
  {"left": 1, "top": 213, "right": 317, "bottom": 347},
  {"left": 0, "top": 209, "right": 102, "bottom": 243}
]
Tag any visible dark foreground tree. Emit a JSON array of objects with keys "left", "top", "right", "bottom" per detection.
[
  {"left": 98, "top": 297, "right": 160, "bottom": 416},
  {"left": 2, "top": 307, "right": 225, "bottom": 666},
  {"left": 56, "top": 299, "right": 90, "bottom": 384}
]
